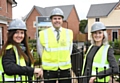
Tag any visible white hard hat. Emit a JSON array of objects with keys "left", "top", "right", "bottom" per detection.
[
  {"left": 91, "top": 22, "right": 106, "bottom": 33},
  {"left": 8, "top": 19, "right": 27, "bottom": 31},
  {"left": 50, "top": 8, "right": 64, "bottom": 19}
]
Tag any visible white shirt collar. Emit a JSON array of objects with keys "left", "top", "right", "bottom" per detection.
[{"left": 51, "top": 26, "right": 62, "bottom": 32}]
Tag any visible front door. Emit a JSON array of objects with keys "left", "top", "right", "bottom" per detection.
[{"left": 112, "top": 30, "right": 118, "bottom": 41}]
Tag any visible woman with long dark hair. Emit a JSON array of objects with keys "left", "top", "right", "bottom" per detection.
[{"left": 0, "top": 19, "right": 43, "bottom": 82}]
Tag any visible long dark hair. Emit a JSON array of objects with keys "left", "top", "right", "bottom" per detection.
[{"left": 0, "top": 30, "right": 34, "bottom": 64}]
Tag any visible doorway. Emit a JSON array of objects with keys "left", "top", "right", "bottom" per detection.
[{"left": 112, "top": 30, "right": 118, "bottom": 41}]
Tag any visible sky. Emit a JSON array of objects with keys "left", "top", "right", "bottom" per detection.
[{"left": 13, "top": 0, "right": 119, "bottom": 20}]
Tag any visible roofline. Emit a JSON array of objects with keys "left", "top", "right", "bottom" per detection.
[
  {"left": 45, "top": 4, "right": 74, "bottom": 8},
  {"left": 106, "top": 2, "right": 119, "bottom": 17},
  {"left": 24, "top": 5, "right": 44, "bottom": 21},
  {"left": 87, "top": 2, "right": 119, "bottom": 18},
  {"left": 24, "top": 6, "right": 37, "bottom": 21},
  {"left": 35, "top": 6, "right": 43, "bottom": 16},
  {"left": 72, "top": 5, "right": 80, "bottom": 21},
  {"left": 106, "top": 26, "right": 120, "bottom": 28},
  {"left": 87, "top": 15, "right": 107, "bottom": 18},
  {"left": 24, "top": 5, "right": 79, "bottom": 21}
]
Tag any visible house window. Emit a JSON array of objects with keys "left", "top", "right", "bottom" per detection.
[
  {"left": 95, "top": 18, "right": 100, "bottom": 22},
  {"left": 33, "top": 21, "right": 36, "bottom": 28}
]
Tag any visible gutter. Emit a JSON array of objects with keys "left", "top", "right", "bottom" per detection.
[{"left": 12, "top": 0, "right": 17, "bottom": 8}]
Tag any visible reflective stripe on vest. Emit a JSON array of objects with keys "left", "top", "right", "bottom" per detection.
[
  {"left": 0, "top": 45, "right": 26, "bottom": 82},
  {"left": 82, "top": 45, "right": 110, "bottom": 82},
  {"left": 43, "top": 29, "right": 70, "bottom": 51},
  {"left": 82, "top": 45, "right": 93, "bottom": 75},
  {"left": 42, "top": 60, "right": 71, "bottom": 67}
]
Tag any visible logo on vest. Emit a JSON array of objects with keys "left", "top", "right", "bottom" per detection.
[{"left": 60, "top": 40, "right": 67, "bottom": 46}]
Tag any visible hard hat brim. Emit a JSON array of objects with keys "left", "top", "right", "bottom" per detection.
[
  {"left": 50, "top": 15, "right": 64, "bottom": 19},
  {"left": 91, "top": 29, "right": 106, "bottom": 33}
]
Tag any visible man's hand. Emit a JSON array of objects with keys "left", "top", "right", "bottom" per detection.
[
  {"left": 34, "top": 68, "right": 43, "bottom": 78},
  {"left": 89, "top": 77, "right": 96, "bottom": 83}
]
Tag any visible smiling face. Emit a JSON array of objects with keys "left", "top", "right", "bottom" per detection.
[
  {"left": 92, "top": 30, "right": 104, "bottom": 45},
  {"left": 51, "top": 15, "right": 63, "bottom": 29},
  {"left": 13, "top": 30, "right": 25, "bottom": 44}
]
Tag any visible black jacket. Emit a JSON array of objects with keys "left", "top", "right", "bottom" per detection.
[{"left": 2, "top": 49, "right": 34, "bottom": 77}]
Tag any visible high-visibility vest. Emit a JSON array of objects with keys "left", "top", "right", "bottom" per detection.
[
  {"left": 82, "top": 44, "right": 110, "bottom": 82},
  {"left": 0, "top": 45, "right": 27, "bottom": 82},
  {"left": 39, "top": 27, "right": 73, "bottom": 71}
]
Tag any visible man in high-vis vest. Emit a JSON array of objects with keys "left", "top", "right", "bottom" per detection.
[
  {"left": 38, "top": 8, "right": 73, "bottom": 83},
  {"left": 82, "top": 22, "right": 119, "bottom": 83}
]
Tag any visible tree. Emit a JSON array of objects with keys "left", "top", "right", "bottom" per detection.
[{"left": 79, "top": 19, "right": 88, "bottom": 33}]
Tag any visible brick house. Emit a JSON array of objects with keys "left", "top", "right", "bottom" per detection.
[
  {"left": 24, "top": 5, "right": 80, "bottom": 41},
  {"left": 0, "top": 0, "right": 17, "bottom": 45},
  {"left": 85, "top": 1, "right": 120, "bottom": 41}
]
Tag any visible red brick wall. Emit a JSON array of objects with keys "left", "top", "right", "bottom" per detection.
[
  {"left": 0, "top": 0, "right": 6, "bottom": 15},
  {"left": 107, "top": 29, "right": 120, "bottom": 41},
  {"left": 0, "top": 0, "right": 12, "bottom": 18},
  {"left": 7, "top": 2, "right": 12, "bottom": 18},
  {"left": 66, "top": 7, "right": 79, "bottom": 41},
  {"left": 26, "top": 8, "right": 40, "bottom": 39},
  {"left": 107, "top": 29, "right": 111, "bottom": 41},
  {"left": 0, "top": 0, "right": 12, "bottom": 43},
  {"left": 62, "top": 22, "right": 68, "bottom": 28}
]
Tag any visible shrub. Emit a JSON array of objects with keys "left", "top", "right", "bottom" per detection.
[
  {"left": 109, "top": 39, "right": 120, "bottom": 55},
  {"left": 28, "top": 39, "right": 37, "bottom": 51},
  {"left": 109, "top": 41, "right": 113, "bottom": 47},
  {"left": 34, "top": 58, "right": 41, "bottom": 66},
  {"left": 28, "top": 39, "right": 41, "bottom": 66},
  {"left": 114, "top": 39, "right": 120, "bottom": 49},
  {"left": 28, "top": 39, "right": 36, "bottom": 43}
]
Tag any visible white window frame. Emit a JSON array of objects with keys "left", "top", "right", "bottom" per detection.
[
  {"left": 0, "top": 27, "right": 2, "bottom": 48},
  {"left": 33, "top": 21, "right": 36, "bottom": 28}
]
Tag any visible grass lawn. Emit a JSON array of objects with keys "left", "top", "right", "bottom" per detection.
[{"left": 115, "top": 55, "right": 120, "bottom": 62}]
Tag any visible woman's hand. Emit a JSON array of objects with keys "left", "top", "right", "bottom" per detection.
[
  {"left": 34, "top": 68, "right": 43, "bottom": 78},
  {"left": 89, "top": 77, "right": 96, "bottom": 83}
]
